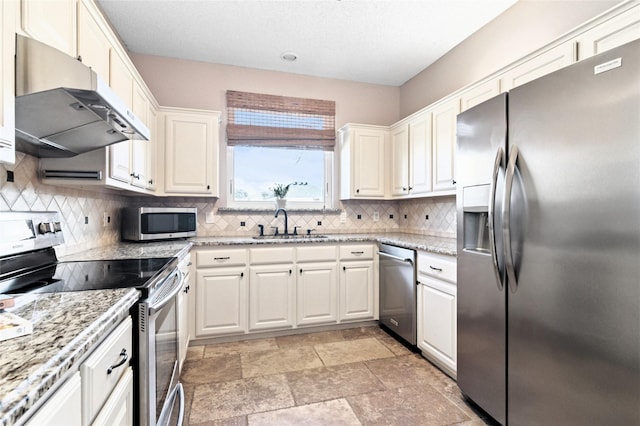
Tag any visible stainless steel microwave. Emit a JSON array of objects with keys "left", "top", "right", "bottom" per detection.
[{"left": 121, "top": 207, "right": 197, "bottom": 241}]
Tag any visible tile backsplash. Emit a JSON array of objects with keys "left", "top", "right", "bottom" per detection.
[{"left": 1, "top": 153, "right": 456, "bottom": 255}]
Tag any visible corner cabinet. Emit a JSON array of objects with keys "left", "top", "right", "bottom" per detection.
[
  {"left": 417, "top": 251, "right": 457, "bottom": 378},
  {"left": 161, "top": 107, "right": 220, "bottom": 196},
  {"left": 0, "top": 0, "right": 15, "bottom": 164},
  {"left": 339, "top": 124, "right": 388, "bottom": 200}
]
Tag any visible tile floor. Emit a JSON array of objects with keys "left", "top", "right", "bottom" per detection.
[{"left": 181, "top": 326, "right": 493, "bottom": 425}]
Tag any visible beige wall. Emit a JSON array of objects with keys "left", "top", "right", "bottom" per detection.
[
  {"left": 399, "top": 0, "right": 621, "bottom": 117},
  {"left": 130, "top": 55, "right": 401, "bottom": 128}
]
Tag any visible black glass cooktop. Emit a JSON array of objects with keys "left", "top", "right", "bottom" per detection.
[{"left": 0, "top": 257, "right": 174, "bottom": 294}]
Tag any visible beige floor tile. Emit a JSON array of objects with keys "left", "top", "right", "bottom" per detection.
[
  {"left": 285, "top": 362, "right": 385, "bottom": 405},
  {"left": 247, "top": 399, "right": 361, "bottom": 426},
  {"left": 189, "top": 375, "right": 294, "bottom": 423},
  {"left": 365, "top": 354, "right": 439, "bottom": 389},
  {"left": 340, "top": 325, "right": 387, "bottom": 340},
  {"left": 204, "top": 338, "right": 278, "bottom": 357},
  {"left": 241, "top": 346, "right": 324, "bottom": 378},
  {"left": 375, "top": 333, "right": 414, "bottom": 356},
  {"left": 347, "top": 384, "right": 470, "bottom": 425},
  {"left": 190, "top": 416, "right": 248, "bottom": 426},
  {"left": 187, "top": 346, "right": 205, "bottom": 361},
  {"left": 314, "top": 337, "right": 395, "bottom": 366},
  {"left": 276, "top": 330, "right": 344, "bottom": 349},
  {"left": 181, "top": 354, "right": 242, "bottom": 385}
]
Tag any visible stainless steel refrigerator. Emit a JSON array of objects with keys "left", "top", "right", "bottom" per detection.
[{"left": 456, "top": 39, "right": 640, "bottom": 425}]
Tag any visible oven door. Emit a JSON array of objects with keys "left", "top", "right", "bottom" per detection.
[{"left": 138, "top": 268, "right": 185, "bottom": 426}]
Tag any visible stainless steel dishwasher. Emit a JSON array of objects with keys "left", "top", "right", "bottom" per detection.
[{"left": 378, "top": 243, "right": 417, "bottom": 345}]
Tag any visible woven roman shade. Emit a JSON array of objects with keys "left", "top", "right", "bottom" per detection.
[{"left": 226, "top": 91, "right": 336, "bottom": 150}]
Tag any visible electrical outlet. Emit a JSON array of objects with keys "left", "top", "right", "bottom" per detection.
[
  {"left": 373, "top": 211, "right": 379, "bottom": 222},
  {"left": 205, "top": 210, "right": 215, "bottom": 223},
  {"left": 339, "top": 211, "right": 347, "bottom": 223},
  {"left": 103, "top": 212, "right": 109, "bottom": 227}
]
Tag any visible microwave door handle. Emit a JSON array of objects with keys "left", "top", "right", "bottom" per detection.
[{"left": 149, "top": 270, "right": 183, "bottom": 314}]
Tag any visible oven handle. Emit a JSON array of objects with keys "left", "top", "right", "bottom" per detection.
[
  {"left": 174, "top": 383, "right": 185, "bottom": 426},
  {"left": 377, "top": 251, "right": 414, "bottom": 264},
  {"left": 149, "top": 269, "right": 184, "bottom": 314}
]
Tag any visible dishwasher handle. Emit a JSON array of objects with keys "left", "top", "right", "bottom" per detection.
[{"left": 377, "top": 251, "right": 414, "bottom": 264}]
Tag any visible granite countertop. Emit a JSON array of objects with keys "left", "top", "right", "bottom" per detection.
[
  {"left": 59, "top": 240, "right": 193, "bottom": 262},
  {"left": 0, "top": 289, "right": 139, "bottom": 426},
  {"left": 191, "top": 232, "right": 457, "bottom": 256}
]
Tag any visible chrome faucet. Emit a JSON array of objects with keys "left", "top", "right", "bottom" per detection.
[{"left": 274, "top": 208, "right": 288, "bottom": 235}]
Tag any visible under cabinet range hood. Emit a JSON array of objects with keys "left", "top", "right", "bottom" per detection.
[{"left": 14, "top": 35, "right": 150, "bottom": 158}]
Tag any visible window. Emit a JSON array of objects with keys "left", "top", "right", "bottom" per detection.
[{"left": 226, "top": 91, "right": 335, "bottom": 209}]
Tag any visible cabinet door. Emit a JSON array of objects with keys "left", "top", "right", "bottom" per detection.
[
  {"left": 177, "top": 275, "right": 190, "bottom": 371},
  {"left": 20, "top": 0, "right": 76, "bottom": 57},
  {"left": 500, "top": 41, "right": 576, "bottom": 91},
  {"left": 576, "top": 5, "right": 640, "bottom": 60},
  {"left": 339, "top": 260, "right": 374, "bottom": 321},
  {"left": 25, "top": 372, "right": 82, "bottom": 426},
  {"left": 249, "top": 264, "right": 295, "bottom": 330},
  {"left": 0, "top": 0, "right": 15, "bottom": 164},
  {"left": 130, "top": 81, "right": 148, "bottom": 188},
  {"left": 353, "top": 127, "right": 386, "bottom": 198},
  {"left": 389, "top": 123, "right": 409, "bottom": 197},
  {"left": 163, "top": 109, "right": 219, "bottom": 195},
  {"left": 408, "top": 112, "right": 432, "bottom": 195},
  {"left": 145, "top": 105, "right": 158, "bottom": 190},
  {"left": 195, "top": 267, "right": 247, "bottom": 337},
  {"left": 297, "top": 262, "right": 338, "bottom": 326},
  {"left": 108, "top": 50, "right": 133, "bottom": 183},
  {"left": 91, "top": 367, "right": 134, "bottom": 426},
  {"left": 431, "top": 99, "right": 460, "bottom": 192},
  {"left": 77, "top": 0, "right": 110, "bottom": 81},
  {"left": 460, "top": 79, "right": 501, "bottom": 112},
  {"left": 417, "top": 279, "right": 457, "bottom": 375}
]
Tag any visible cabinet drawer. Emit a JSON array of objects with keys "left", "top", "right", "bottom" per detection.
[
  {"left": 297, "top": 245, "right": 338, "bottom": 262},
  {"left": 250, "top": 246, "right": 295, "bottom": 264},
  {"left": 339, "top": 244, "right": 374, "bottom": 260},
  {"left": 417, "top": 251, "right": 457, "bottom": 283},
  {"left": 196, "top": 248, "right": 247, "bottom": 267},
  {"left": 81, "top": 316, "right": 133, "bottom": 425}
]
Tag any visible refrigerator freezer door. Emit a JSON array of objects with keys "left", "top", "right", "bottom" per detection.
[
  {"left": 456, "top": 93, "right": 507, "bottom": 425},
  {"left": 507, "top": 40, "right": 640, "bottom": 425}
]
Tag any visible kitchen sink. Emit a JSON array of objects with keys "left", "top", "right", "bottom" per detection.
[{"left": 252, "top": 234, "right": 328, "bottom": 240}]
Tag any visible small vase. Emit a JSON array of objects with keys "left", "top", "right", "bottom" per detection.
[{"left": 275, "top": 198, "right": 287, "bottom": 209}]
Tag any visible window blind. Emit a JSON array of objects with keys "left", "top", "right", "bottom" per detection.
[{"left": 226, "top": 90, "right": 336, "bottom": 150}]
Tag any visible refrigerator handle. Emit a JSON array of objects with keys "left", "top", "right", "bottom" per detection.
[
  {"left": 488, "top": 147, "right": 505, "bottom": 291},
  {"left": 503, "top": 144, "right": 519, "bottom": 293}
]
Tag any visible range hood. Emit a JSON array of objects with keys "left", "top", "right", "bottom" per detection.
[{"left": 14, "top": 35, "right": 150, "bottom": 158}]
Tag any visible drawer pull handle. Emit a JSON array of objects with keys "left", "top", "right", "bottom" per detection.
[
  {"left": 429, "top": 265, "right": 443, "bottom": 272},
  {"left": 351, "top": 251, "right": 364, "bottom": 255},
  {"left": 214, "top": 257, "right": 230, "bottom": 260},
  {"left": 107, "top": 349, "right": 129, "bottom": 375}
]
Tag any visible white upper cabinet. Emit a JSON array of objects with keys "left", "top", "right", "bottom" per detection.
[
  {"left": 575, "top": 4, "right": 640, "bottom": 60},
  {"left": 19, "top": 0, "right": 77, "bottom": 57},
  {"left": 130, "top": 80, "right": 149, "bottom": 188},
  {"left": 146, "top": 105, "right": 158, "bottom": 191},
  {"left": 460, "top": 79, "right": 501, "bottom": 112},
  {"left": 77, "top": 0, "right": 110, "bottom": 81},
  {"left": 389, "top": 123, "right": 410, "bottom": 197},
  {"left": 431, "top": 98, "right": 460, "bottom": 192},
  {"left": 407, "top": 111, "right": 432, "bottom": 196},
  {"left": 500, "top": 41, "right": 576, "bottom": 92},
  {"left": 339, "top": 124, "right": 387, "bottom": 199},
  {"left": 0, "top": 0, "right": 15, "bottom": 164},
  {"left": 162, "top": 107, "right": 220, "bottom": 196},
  {"left": 108, "top": 50, "right": 133, "bottom": 183}
]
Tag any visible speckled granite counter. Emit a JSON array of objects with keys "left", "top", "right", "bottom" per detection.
[
  {"left": 0, "top": 289, "right": 139, "bottom": 426},
  {"left": 191, "top": 232, "right": 457, "bottom": 256},
  {"left": 59, "top": 240, "right": 192, "bottom": 262}
]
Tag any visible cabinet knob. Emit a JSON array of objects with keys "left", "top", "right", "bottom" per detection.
[
  {"left": 240, "top": 272, "right": 244, "bottom": 278},
  {"left": 452, "top": 180, "right": 457, "bottom": 185},
  {"left": 207, "top": 185, "right": 210, "bottom": 190},
  {"left": 343, "top": 266, "right": 346, "bottom": 271},
  {"left": 299, "top": 268, "right": 303, "bottom": 274},
  {"left": 409, "top": 186, "right": 413, "bottom": 191},
  {"left": 356, "top": 189, "right": 360, "bottom": 193},
  {"left": 402, "top": 187, "right": 407, "bottom": 191},
  {"left": 148, "top": 179, "right": 154, "bottom": 184}
]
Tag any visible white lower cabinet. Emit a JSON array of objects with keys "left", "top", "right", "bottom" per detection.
[
  {"left": 249, "top": 263, "right": 295, "bottom": 331},
  {"left": 177, "top": 253, "right": 192, "bottom": 372},
  {"left": 91, "top": 368, "right": 134, "bottom": 426},
  {"left": 25, "top": 372, "right": 82, "bottom": 426},
  {"left": 195, "top": 267, "right": 247, "bottom": 337},
  {"left": 417, "top": 251, "right": 457, "bottom": 378},
  {"left": 297, "top": 262, "right": 338, "bottom": 326},
  {"left": 339, "top": 244, "right": 376, "bottom": 322}
]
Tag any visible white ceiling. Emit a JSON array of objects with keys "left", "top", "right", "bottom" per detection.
[{"left": 97, "top": 0, "right": 518, "bottom": 86}]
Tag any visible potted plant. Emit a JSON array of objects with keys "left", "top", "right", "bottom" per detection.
[{"left": 270, "top": 183, "right": 292, "bottom": 208}]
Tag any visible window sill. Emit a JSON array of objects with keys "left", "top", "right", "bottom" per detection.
[{"left": 217, "top": 207, "right": 342, "bottom": 214}]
